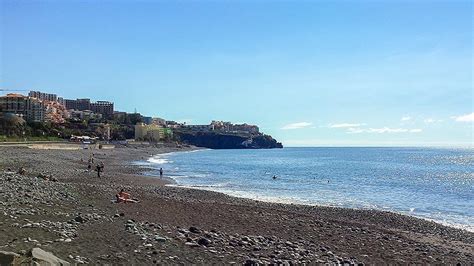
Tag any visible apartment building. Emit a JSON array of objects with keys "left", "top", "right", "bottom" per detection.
[{"left": 0, "top": 93, "right": 45, "bottom": 122}]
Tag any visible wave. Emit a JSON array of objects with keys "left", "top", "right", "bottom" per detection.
[
  {"left": 146, "top": 149, "right": 208, "bottom": 165},
  {"left": 148, "top": 157, "right": 172, "bottom": 164},
  {"left": 166, "top": 183, "right": 474, "bottom": 232}
]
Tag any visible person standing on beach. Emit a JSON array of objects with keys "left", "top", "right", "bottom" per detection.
[{"left": 159, "top": 168, "right": 163, "bottom": 178}]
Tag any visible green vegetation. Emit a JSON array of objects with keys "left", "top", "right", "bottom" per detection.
[{"left": 0, "top": 112, "right": 149, "bottom": 142}]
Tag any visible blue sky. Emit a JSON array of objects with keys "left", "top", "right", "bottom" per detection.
[{"left": 1, "top": 0, "right": 472, "bottom": 146}]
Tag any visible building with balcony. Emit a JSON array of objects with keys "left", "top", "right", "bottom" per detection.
[
  {"left": 65, "top": 98, "right": 114, "bottom": 117},
  {"left": 90, "top": 101, "right": 114, "bottom": 117},
  {"left": 0, "top": 93, "right": 45, "bottom": 122}
]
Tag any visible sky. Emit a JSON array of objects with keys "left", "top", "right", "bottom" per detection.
[{"left": 1, "top": 0, "right": 472, "bottom": 146}]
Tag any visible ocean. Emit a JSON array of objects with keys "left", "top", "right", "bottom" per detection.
[{"left": 142, "top": 147, "right": 474, "bottom": 232}]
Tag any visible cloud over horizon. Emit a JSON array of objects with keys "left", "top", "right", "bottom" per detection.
[
  {"left": 329, "top": 123, "right": 366, "bottom": 128},
  {"left": 281, "top": 122, "right": 313, "bottom": 130},
  {"left": 347, "top": 127, "right": 423, "bottom": 134},
  {"left": 453, "top": 113, "right": 474, "bottom": 122}
]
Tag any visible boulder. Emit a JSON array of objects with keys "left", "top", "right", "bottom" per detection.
[
  {"left": 197, "top": 237, "right": 212, "bottom": 247},
  {"left": 154, "top": 235, "right": 167, "bottom": 243},
  {"left": 0, "top": 251, "right": 21, "bottom": 265},
  {"left": 0, "top": 248, "right": 70, "bottom": 266},
  {"left": 189, "top": 226, "right": 201, "bottom": 234},
  {"left": 74, "top": 216, "right": 85, "bottom": 223},
  {"left": 28, "top": 248, "right": 70, "bottom": 265}
]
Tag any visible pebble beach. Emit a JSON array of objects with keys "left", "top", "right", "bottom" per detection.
[{"left": 0, "top": 144, "right": 473, "bottom": 264}]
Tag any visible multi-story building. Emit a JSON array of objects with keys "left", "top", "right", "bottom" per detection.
[
  {"left": 185, "top": 124, "right": 213, "bottom": 131},
  {"left": 65, "top": 98, "right": 91, "bottom": 110},
  {"left": 26, "top": 97, "right": 45, "bottom": 122},
  {"left": 0, "top": 93, "right": 26, "bottom": 116},
  {"left": 135, "top": 123, "right": 172, "bottom": 142},
  {"left": 165, "top": 121, "right": 185, "bottom": 129},
  {"left": 90, "top": 101, "right": 114, "bottom": 117},
  {"left": 64, "top": 99, "right": 78, "bottom": 110},
  {"left": 28, "top": 91, "right": 57, "bottom": 102},
  {"left": 0, "top": 93, "right": 45, "bottom": 122},
  {"left": 0, "top": 94, "right": 27, "bottom": 118},
  {"left": 76, "top": 98, "right": 91, "bottom": 111},
  {"left": 211, "top": 120, "right": 232, "bottom": 131},
  {"left": 231, "top": 123, "right": 260, "bottom": 134},
  {"left": 57, "top": 97, "right": 65, "bottom": 106},
  {"left": 69, "top": 110, "right": 102, "bottom": 120},
  {"left": 65, "top": 98, "right": 114, "bottom": 117}
]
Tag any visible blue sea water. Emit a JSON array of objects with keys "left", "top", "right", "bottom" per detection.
[{"left": 143, "top": 147, "right": 474, "bottom": 232}]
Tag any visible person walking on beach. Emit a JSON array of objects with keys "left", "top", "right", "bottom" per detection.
[
  {"left": 96, "top": 163, "right": 103, "bottom": 178},
  {"left": 159, "top": 168, "right": 163, "bottom": 178}
]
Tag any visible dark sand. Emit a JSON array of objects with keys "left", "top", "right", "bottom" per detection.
[{"left": 0, "top": 144, "right": 472, "bottom": 264}]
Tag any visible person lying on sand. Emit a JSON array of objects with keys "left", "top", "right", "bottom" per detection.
[{"left": 115, "top": 189, "right": 139, "bottom": 203}]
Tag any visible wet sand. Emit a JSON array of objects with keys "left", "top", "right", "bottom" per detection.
[{"left": 0, "top": 144, "right": 472, "bottom": 264}]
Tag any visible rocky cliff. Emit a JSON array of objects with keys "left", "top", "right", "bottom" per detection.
[{"left": 174, "top": 131, "right": 283, "bottom": 149}]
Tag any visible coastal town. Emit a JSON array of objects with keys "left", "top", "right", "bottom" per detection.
[
  {"left": 1, "top": 0, "right": 472, "bottom": 264},
  {"left": 0, "top": 90, "right": 282, "bottom": 148}
]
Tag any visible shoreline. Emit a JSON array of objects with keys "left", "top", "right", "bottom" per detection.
[
  {"left": 165, "top": 183, "right": 474, "bottom": 233},
  {"left": 141, "top": 149, "right": 474, "bottom": 234},
  {"left": 1, "top": 144, "right": 472, "bottom": 264}
]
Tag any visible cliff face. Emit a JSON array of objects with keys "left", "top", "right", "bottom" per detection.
[{"left": 175, "top": 131, "right": 283, "bottom": 149}]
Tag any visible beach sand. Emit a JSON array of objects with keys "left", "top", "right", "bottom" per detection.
[{"left": 0, "top": 144, "right": 472, "bottom": 264}]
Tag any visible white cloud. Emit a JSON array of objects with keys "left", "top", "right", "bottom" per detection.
[
  {"left": 453, "top": 113, "right": 474, "bottom": 122},
  {"left": 329, "top": 123, "right": 366, "bottom": 128},
  {"left": 368, "top": 127, "right": 408, "bottom": 133},
  {"left": 346, "top": 127, "right": 365, "bottom": 134},
  {"left": 281, "top": 122, "right": 313, "bottom": 130},
  {"left": 347, "top": 127, "right": 422, "bottom": 134},
  {"left": 423, "top": 118, "right": 443, "bottom": 124},
  {"left": 401, "top": 116, "right": 412, "bottom": 121}
]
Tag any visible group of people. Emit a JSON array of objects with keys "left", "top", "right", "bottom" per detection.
[
  {"left": 82, "top": 153, "right": 166, "bottom": 204},
  {"left": 84, "top": 154, "right": 105, "bottom": 178}
]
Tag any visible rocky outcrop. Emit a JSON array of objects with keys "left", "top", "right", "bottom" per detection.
[
  {"left": 174, "top": 131, "right": 283, "bottom": 149},
  {"left": 0, "top": 248, "right": 70, "bottom": 266}
]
